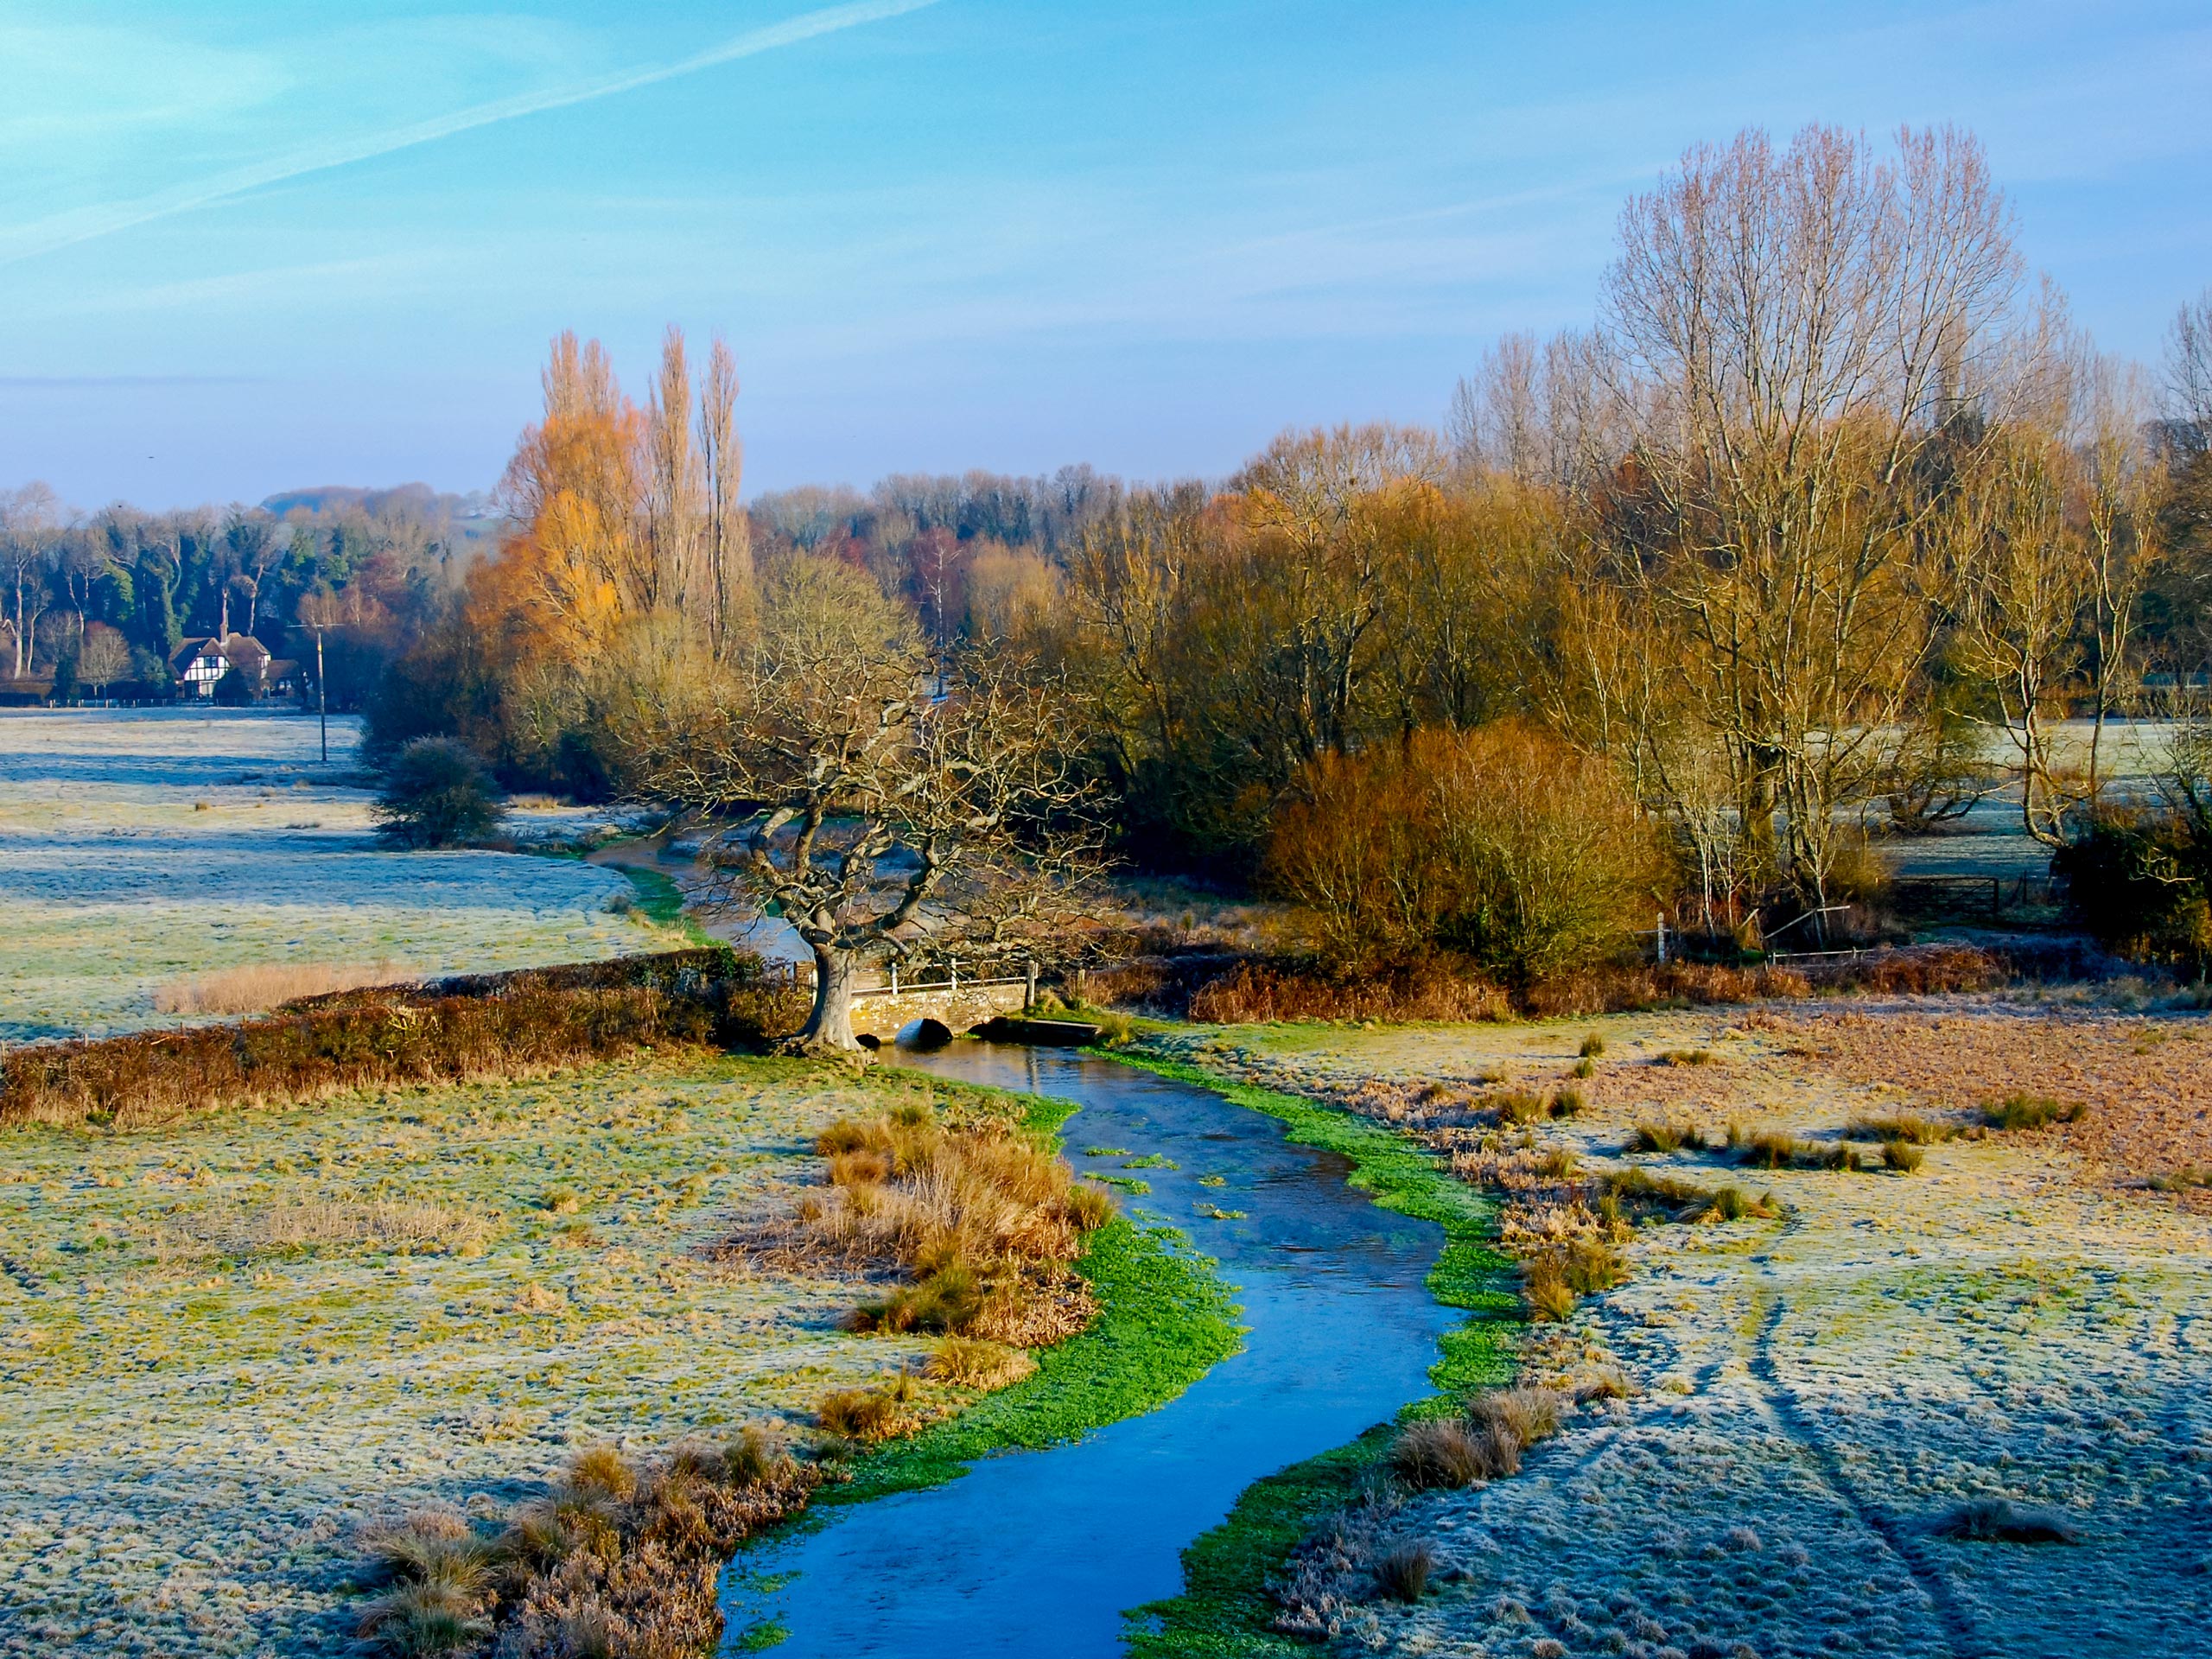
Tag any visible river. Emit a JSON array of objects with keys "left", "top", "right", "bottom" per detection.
[{"left": 716, "top": 1041, "right": 1458, "bottom": 1656}]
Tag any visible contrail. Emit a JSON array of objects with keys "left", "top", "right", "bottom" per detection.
[{"left": 0, "top": 0, "right": 940, "bottom": 269}]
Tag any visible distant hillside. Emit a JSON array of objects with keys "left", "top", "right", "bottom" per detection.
[{"left": 260, "top": 483, "right": 503, "bottom": 541}]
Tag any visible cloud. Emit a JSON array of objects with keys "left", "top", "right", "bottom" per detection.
[
  {"left": 0, "top": 375, "right": 267, "bottom": 389},
  {"left": 0, "top": 0, "right": 940, "bottom": 270}
]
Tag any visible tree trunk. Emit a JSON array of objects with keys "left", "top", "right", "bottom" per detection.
[{"left": 788, "top": 942, "right": 861, "bottom": 1054}]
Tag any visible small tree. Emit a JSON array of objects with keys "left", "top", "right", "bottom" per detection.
[
  {"left": 78, "top": 624, "right": 130, "bottom": 697},
  {"left": 372, "top": 738, "right": 502, "bottom": 849},
  {"left": 641, "top": 556, "right": 1104, "bottom": 1052},
  {"left": 212, "top": 664, "right": 254, "bottom": 705}
]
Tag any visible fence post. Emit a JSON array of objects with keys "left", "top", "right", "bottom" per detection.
[
  {"left": 949, "top": 957, "right": 958, "bottom": 993},
  {"left": 890, "top": 961, "right": 899, "bottom": 996},
  {"left": 1656, "top": 912, "right": 1668, "bottom": 965},
  {"left": 1025, "top": 959, "right": 1038, "bottom": 1011}
]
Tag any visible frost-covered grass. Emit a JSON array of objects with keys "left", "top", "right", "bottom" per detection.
[
  {"left": 0, "top": 1053, "right": 995, "bottom": 1658},
  {"left": 0, "top": 709, "right": 664, "bottom": 1044},
  {"left": 1147, "top": 1010, "right": 2212, "bottom": 1656}
]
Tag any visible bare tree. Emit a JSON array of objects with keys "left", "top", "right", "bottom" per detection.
[
  {"left": 639, "top": 556, "right": 1104, "bottom": 1052},
  {"left": 645, "top": 325, "right": 705, "bottom": 618},
  {"left": 78, "top": 624, "right": 130, "bottom": 696},
  {"left": 1603, "top": 124, "right": 2028, "bottom": 908},
  {"left": 0, "top": 483, "right": 63, "bottom": 679},
  {"left": 698, "top": 335, "right": 752, "bottom": 652},
  {"left": 2169, "top": 286, "right": 2212, "bottom": 457}
]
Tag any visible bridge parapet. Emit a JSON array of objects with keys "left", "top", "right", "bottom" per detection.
[{"left": 846, "top": 981, "right": 1029, "bottom": 1041}]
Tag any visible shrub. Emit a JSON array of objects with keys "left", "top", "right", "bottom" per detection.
[
  {"left": 1656, "top": 1048, "right": 1717, "bottom": 1066},
  {"left": 1986, "top": 1094, "right": 2086, "bottom": 1131},
  {"left": 2052, "top": 811, "right": 2212, "bottom": 969},
  {"left": 1552, "top": 1084, "right": 1587, "bottom": 1116},
  {"left": 372, "top": 737, "right": 501, "bottom": 849},
  {"left": 1264, "top": 721, "right": 1663, "bottom": 983},
  {"left": 1882, "top": 1140, "right": 1925, "bottom": 1173},
  {"left": 1, "top": 949, "right": 804, "bottom": 1130}
]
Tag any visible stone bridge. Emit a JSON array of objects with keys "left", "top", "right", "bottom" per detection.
[{"left": 846, "top": 978, "right": 1032, "bottom": 1042}]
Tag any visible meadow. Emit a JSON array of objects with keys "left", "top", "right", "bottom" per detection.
[
  {"left": 0, "top": 710, "right": 663, "bottom": 1044},
  {"left": 1140, "top": 1003, "right": 2212, "bottom": 1657},
  {"left": 0, "top": 1052, "right": 1004, "bottom": 1657}
]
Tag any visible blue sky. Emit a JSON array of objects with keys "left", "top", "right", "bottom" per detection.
[{"left": 2, "top": 0, "right": 2208, "bottom": 510}]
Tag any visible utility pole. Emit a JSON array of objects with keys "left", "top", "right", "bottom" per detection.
[{"left": 301, "top": 614, "right": 342, "bottom": 764}]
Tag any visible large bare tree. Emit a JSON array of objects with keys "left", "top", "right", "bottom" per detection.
[
  {"left": 1603, "top": 124, "right": 2028, "bottom": 906},
  {"left": 639, "top": 556, "right": 1104, "bottom": 1052}
]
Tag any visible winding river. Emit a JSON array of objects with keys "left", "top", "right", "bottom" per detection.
[{"left": 716, "top": 1042, "right": 1459, "bottom": 1656}]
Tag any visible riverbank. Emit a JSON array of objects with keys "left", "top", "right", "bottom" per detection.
[
  {"left": 2, "top": 1053, "right": 1198, "bottom": 1657},
  {"left": 1106, "top": 1050, "right": 1522, "bottom": 1659},
  {"left": 1130, "top": 1006, "right": 2212, "bottom": 1657}
]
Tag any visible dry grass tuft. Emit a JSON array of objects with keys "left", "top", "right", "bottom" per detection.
[
  {"left": 464, "top": 1434, "right": 815, "bottom": 1658},
  {"left": 183, "top": 1198, "right": 488, "bottom": 1258},
  {"left": 923, "top": 1334, "right": 1038, "bottom": 1389},
  {"left": 1847, "top": 1111, "right": 1962, "bottom": 1145},
  {"left": 1578, "top": 1032, "right": 1606, "bottom": 1058},
  {"left": 1470, "top": 1386, "right": 1564, "bottom": 1446},
  {"left": 1986, "top": 1093, "right": 2088, "bottom": 1132},
  {"left": 354, "top": 1511, "right": 494, "bottom": 1656},
  {"left": 1882, "top": 1140, "right": 1926, "bottom": 1173},
  {"left": 155, "top": 961, "right": 411, "bottom": 1016},
  {"left": 735, "top": 1107, "right": 1110, "bottom": 1349},
  {"left": 1601, "top": 1166, "right": 1777, "bottom": 1224},
  {"left": 1630, "top": 1120, "right": 1703, "bottom": 1154},
  {"left": 1372, "top": 1540, "right": 1435, "bottom": 1602},
  {"left": 1730, "top": 1128, "right": 1866, "bottom": 1171}
]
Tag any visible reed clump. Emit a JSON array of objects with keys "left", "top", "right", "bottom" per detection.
[
  {"left": 1388, "top": 1387, "right": 1566, "bottom": 1492},
  {"left": 411, "top": 1434, "right": 819, "bottom": 1659},
  {"left": 741, "top": 1105, "right": 1113, "bottom": 1347}
]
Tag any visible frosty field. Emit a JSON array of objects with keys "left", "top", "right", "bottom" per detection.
[
  {"left": 0, "top": 709, "right": 661, "bottom": 1044},
  {"left": 1149, "top": 1005, "right": 2212, "bottom": 1658},
  {"left": 0, "top": 1053, "right": 982, "bottom": 1657}
]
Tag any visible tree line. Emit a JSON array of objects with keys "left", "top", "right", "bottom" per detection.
[
  {"left": 0, "top": 482, "right": 486, "bottom": 703},
  {"left": 373, "top": 124, "right": 2212, "bottom": 1025}
]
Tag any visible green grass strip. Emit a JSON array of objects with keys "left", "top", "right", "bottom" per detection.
[
  {"left": 1124, "top": 1425, "right": 1394, "bottom": 1659},
  {"left": 1104, "top": 1049, "right": 1524, "bottom": 1656},
  {"left": 831, "top": 1213, "right": 1242, "bottom": 1504},
  {"left": 616, "top": 865, "right": 718, "bottom": 947}
]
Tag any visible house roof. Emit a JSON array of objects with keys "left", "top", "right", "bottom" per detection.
[{"left": 169, "top": 633, "right": 274, "bottom": 673}]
